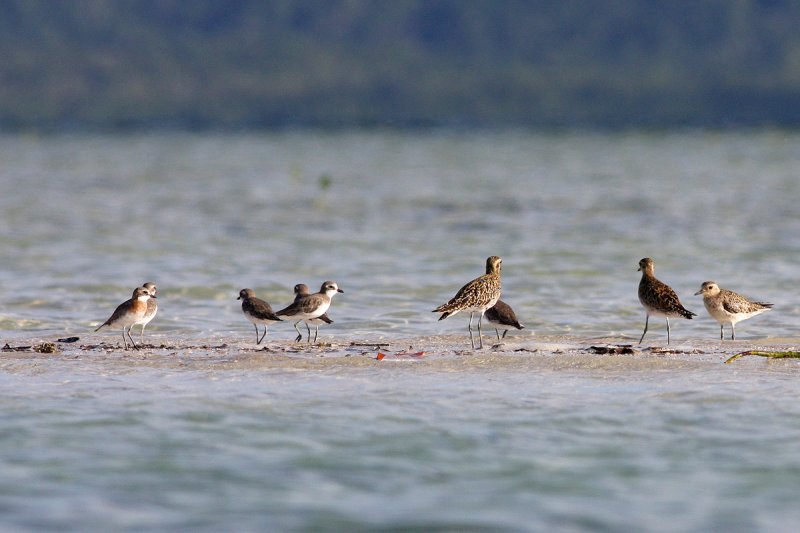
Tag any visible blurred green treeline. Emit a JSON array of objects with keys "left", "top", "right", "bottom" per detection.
[{"left": 2, "top": 0, "right": 800, "bottom": 131}]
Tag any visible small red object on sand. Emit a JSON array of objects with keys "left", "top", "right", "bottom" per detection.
[{"left": 376, "top": 351, "right": 425, "bottom": 360}]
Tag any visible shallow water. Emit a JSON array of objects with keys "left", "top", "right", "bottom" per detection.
[{"left": 1, "top": 131, "right": 800, "bottom": 531}]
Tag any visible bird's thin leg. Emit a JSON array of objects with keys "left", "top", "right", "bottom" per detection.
[
  {"left": 294, "top": 321, "right": 303, "bottom": 343},
  {"left": 258, "top": 326, "right": 267, "bottom": 344},
  {"left": 501, "top": 329, "right": 508, "bottom": 339},
  {"left": 127, "top": 325, "right": 139, "bottom": 350},
  {"left": 495, "top": 328, "right": 501, "bottom": 341},
  {"left": 305, "top": 322, "right": 312, "bottom": 344},
  {"left": 140, "top": 324, "right": 146, "bottom": 345},
  {"left": 253, "top": 324, "right": 260, "bottom": 344},
  {"left": 131, "top": 326, "right": 140, "bottom": 350},
  {"left": 731, "top": 323, "right": 736, "bottom": 341},
  {"left": 666, "top": 318, "right": 671, "bottom": 345},
  {"left": 477, "top": 312, "right": 484, "bottom": 349},
  {"left": 638, "top": 315, "right": 649, "bottom": 344},
  {"left": 720, "top": 325, "right": 724, "bottom": 341},
  {"left": 468, "top": 312, "right": 475, "bottom": 349},
  {"left": 313, "top": 325, "right": 319, "bottom": 343},
  {"left": 121, "top": 329, "right": 129, "bottom": 350}
]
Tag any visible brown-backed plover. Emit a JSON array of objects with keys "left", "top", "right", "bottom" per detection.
[
  {"left": 95, "top": 286, "right": 156, "bottom": 350},
  {"left": 293, "top": 283, "right": 334, "bottom": 343},
  {"left": 276, "top": 281, "right": 343, "bottom": 343},
  {"left": 694, "top": 281, "right": 773, "bottom": 340},
  {"left": 238, "top": 288, "right": 282, "bottom": 344},
  {"left": 433, "top": 256, "right": 502, "bottom": 349},
  {"left": 637, "top": 257, "right": 696, "bottom": 344},
  {"left": 485, "top": 299, "right": 524, "bottom": 340}
]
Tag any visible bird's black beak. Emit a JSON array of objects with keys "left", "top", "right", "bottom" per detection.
[{"left": 338, "top": 289, "right": 344, "bottom": 293}]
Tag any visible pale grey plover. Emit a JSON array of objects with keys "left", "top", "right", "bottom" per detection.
[
  {"left": 95, "top": 286, "right": 156, "bottom": 350},
  {"left": 694, "top": 281, "right": 773, "bottom": 340},
  {"left": 276, "top": 281, "right": 343, "bottom": 343},
  {"left": 433, "top": 256, "right": 502, "bottom": 350},
  {"left": 637, "top": 257, "right": 696, "bottom": 344},
  {"left": 238, "top": 288, "right": 282, "bottom": 344},
  {"left": 485, "top": 299, "right": 524, "bottom": 340}
]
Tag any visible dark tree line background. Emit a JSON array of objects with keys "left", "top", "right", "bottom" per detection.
[{"left": 2, "top": 0, "right": 800, "bottom": 131}]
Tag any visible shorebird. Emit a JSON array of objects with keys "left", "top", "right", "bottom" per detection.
[
  {"left": 433, "top": 255, "right": 502, "bottom": 349},
  {"left": 694, "top": 281, "right": 773, "bottom": 340},
  {"left": 292, "top": 283, "right": 334, "bottom": 343},
  {"left": 276, "top": 281, "right": 343, "bottom": 343},
  {"left": 135, "top": 281, "right": 158, "bottom": 344},
  {"left": 238, "top": 288, "right": 282, "bottom": 344},
  {"left": 485, "top": 299, "right": 524, "bottom": 340},
  {"left": 637, "top": 257, "right": 696, "bottom": 344},
  {"left": 95, "top": 286, "right": 156, "bottom": 350}
]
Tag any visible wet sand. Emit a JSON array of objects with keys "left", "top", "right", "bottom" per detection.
[{"left": 3, "top": 333, "right": 800, "bottom": 374}]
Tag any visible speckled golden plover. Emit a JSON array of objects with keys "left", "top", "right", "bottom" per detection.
[
  {"left": 694, "top": 281, "right": 772, "bottom": 340},
  {"left": 434, "top": 255, "right": 502, "bottom": 350},
  {"left": 637, "top": 257, "right": 696, "bottom": 344},
  {"left": 485, "top": 299, "right": 524, "bottom": 340},
  {"left": 276, "top": 281, "right": 343, "bottom": 343},
  {"left": 95, "top": 286, "right": 156, "bottom": 350},
  {"left": 238, "top": 288, "right": 282, "bottom": 344}
]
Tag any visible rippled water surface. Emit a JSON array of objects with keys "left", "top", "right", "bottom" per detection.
[{"left": 2, "top": 131, "right": 800, "bottom": 531}]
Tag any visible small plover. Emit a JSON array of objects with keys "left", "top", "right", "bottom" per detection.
[
  {"left": 276, "top": 281, "right": 343, "bottom": 343},
  {"left": 433, "top": 256, "right": 502, "bottom": 349},
  {"left": 637, "top": 257, "right": 696, "bottom": 344},
  {"left": 95, "top": 286, "right": 156, "bottom": 350},
  {"left": 238, "top": 288, "right": 282, "bottom": 344},
  {"left": 485, "top": 299, "right": 524, "bottom": 340},
  {"left": 135, "top": 281, "right": 158, "bottom": 344},
  {"left": 292, "top": 283, "right": 334, "bottom": 343},
  {"left": 694, "top": 281, "right": 773, "bottom": 340}
]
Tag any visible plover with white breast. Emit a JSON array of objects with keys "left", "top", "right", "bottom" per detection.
[
  {"left": 276, "top": 281, "right": 343, "bottom": 343},
  {"left": 238, "top": 288, "right": 282, "bottom": 344},
  {"left": 637, "top": 257, "right": 696, "bottom": 344},
  {"left": 484, "top": 299, "right": 524, "bottom": 340},
  {"left": 694, "top": 281, "right": 773, "bottom": 340},
  {"left": 292, "top": 283, "right": 334, "bottom": 343},
  {"left": 433, "top": 256, "right": 502, "bottom": 350},
  {"left": 95, "top": 286, "right": 156, "bottom": 350},
  {"left": 135, "top": 281, "right": 158, "bottom": 344}
]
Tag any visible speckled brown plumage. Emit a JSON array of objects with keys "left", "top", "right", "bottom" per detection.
[
  {"left": 433, "top": 256, "right": 502, "bottom": 349},
  {"left": 637, "top": 257, "right": 695, "bottom": 344},
  {"left": 694, "top": 281, "right": 772, "bottom": 340}
]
